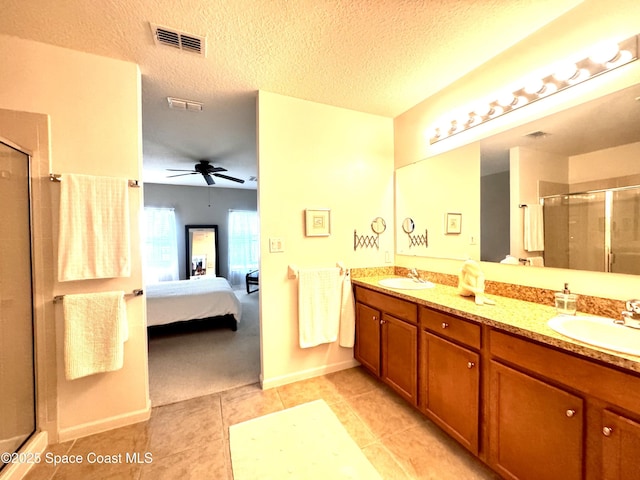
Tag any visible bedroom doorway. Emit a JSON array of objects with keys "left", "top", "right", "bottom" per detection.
[{"left": 142, "top": 191, "right": 261, "bottom": 407}]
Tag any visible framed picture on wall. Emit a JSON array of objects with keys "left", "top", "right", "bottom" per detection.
[
  {"left": 305, "top": 208, "right": 331, "bottom": 236},
  {"left": 445, "top": 213, "right": 462, "bottom": 234}
]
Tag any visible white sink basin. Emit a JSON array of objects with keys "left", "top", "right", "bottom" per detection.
[
  {"left": 378, "top": 277, "right": 435, "bottom": 290},
  {"left": 547, "top": 315, "right": 640, "bottom": 356}
]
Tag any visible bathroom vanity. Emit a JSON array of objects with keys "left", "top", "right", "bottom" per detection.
[{"left": 352, "top": 277, "right": 640, "bottom": 480}]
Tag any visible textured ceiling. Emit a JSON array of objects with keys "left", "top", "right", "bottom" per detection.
[{"left": 0, "top": 0, "right": 583, "bottom": 188}]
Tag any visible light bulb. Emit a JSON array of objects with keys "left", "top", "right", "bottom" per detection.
[
  {"left": 553, "top": 63, "right": 578, "bottom": 82},
  {"left": 524, "top": 78, "right": 545, "bottom": 95},
  {"left": 589, "top": 42, "right": 620, "bottom": 64}
]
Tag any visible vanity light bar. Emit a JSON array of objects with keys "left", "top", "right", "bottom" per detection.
[{"left": 429, "top": 34, "right": 639, "bottom": 144}]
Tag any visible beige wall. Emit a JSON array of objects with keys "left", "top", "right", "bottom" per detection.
[
  {"left": 0, "top": 35, "right": 148, "bottom": 441},
  {"left": 396, "top": 143, "right": 480, "bottom": 260},
  {"left": 393, "top": 0, "right": 640, "bottom": 300},
  {"left": 257, "top": 91, "right": 394, "bottom": 387},
  {"left": 570, "top": 141, "right": 640, "bottom": 184}
]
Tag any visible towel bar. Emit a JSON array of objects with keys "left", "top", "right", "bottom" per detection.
[
  {"left": 53, "top": 288, "right": 144, "bottom": 303},
  {"left": 49, "top": 173, "right": 140, "bottom": 188},
  {"left": 288, "top": 262, "right": 346, "bottom": 279}
]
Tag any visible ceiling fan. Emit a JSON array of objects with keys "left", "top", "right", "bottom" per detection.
[{"left": 167, "top": 160, "right": 245, "bottom": 185}]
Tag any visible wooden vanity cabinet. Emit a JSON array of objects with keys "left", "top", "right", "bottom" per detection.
[
  {"left": 489, "top": 328, "right": 640, "bottom": 480},
  {"left": 489, "top": 360, "right": 584, "bottom": 480},
  {"left": 419, "top": 307, "right": 481, "bottom": 454},
  {"left": 601, "top": 409, "right": 640, "bottom": 480},
  {"left": 354, "top": 286, "right": 418, "bottom": 405}
]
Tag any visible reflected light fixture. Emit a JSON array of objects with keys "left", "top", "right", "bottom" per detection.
[{"left": 429, "top": 34, "right": 639, "bottom": 144}]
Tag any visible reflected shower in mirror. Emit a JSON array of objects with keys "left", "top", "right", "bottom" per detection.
[{"left": 185, "top": 225, "right": 219, "bottom": 279}]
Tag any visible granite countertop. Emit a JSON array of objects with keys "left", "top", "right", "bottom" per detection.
[{"left": 352, "top": 276, "right": 640, "bottom": 374}]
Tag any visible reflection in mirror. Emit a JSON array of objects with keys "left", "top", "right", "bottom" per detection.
[
  {"left": 396, "top": 142, "right": 480, "bottom": 259},
  {"left": 402, "top": 217, "right": 415, "bottom": 234},
  {"left": 185, "top": 225, "right": 219, "bottom": 279},
  {"left": 480, "top": 83, "right": 640, "bottom": 274},
  {"left": 396, "top": 83, "right": 640, "bottom": 275},
  {"left": 372, "top": 216, "right": 387, "bottom": 234}
]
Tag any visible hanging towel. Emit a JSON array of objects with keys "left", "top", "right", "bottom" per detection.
[
  {"left": 527, "top": 256, "right": 545, "bottom": 267},
  {"left": 298, "top": 267, "right": 341, "bottom": 348},
  {"left": 58, "top": 174, "right": 131, "bottom": 281},
  {"left": 523, "top": 204, "right": 545, "bottom": 252},
  {"left": 63, "top": 291, "right": 128, "bottom": 380},
  {"left": 339, "top": 270, "right": 356, "bottom": 348}
]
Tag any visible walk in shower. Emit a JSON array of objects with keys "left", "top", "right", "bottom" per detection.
[
  {"left": 544, "top": 186, "right": 640, "bottom": 274},
  {"left": 0, "top": 141, "right": 36, "bottom": 470}
]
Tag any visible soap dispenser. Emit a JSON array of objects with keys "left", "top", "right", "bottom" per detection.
[{"left": 555, "top": 283, "right": 578, "bottom": 315}]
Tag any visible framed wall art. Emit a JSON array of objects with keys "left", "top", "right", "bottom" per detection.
[
  {"left": 445, "top": 213, "right": 462, "bottom": 234},
  {"left": 305, "top": 208, "right": 331, "bottom": 237}
]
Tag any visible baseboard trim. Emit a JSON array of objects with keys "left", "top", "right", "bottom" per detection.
[
  {"left": 261, "top": 358, "right": 360, "bottom": 390},
  {"left": 58, "top": 401, "right": 151, "bottom": 443},
  {"left": 0, "top": 432, "right": 48, "bottom": 480}
]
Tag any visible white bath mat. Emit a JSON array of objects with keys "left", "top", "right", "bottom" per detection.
[{"left": 229, "top": 399, "right": 382, "bottom": 479}]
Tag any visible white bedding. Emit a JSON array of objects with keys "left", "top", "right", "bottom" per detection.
[{"left": 145, "top": 277, "right": 241, "bottom": 327}]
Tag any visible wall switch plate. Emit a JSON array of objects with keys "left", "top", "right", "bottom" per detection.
[{"left": 269, "top": 237, "right": 284, "bottom": 253}]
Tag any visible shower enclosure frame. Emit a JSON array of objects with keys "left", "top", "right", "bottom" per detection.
[{"left": 542, "top": 183, "right": 640, "bottom": 274}]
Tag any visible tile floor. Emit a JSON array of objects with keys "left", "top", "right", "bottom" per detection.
[{"left": 23, "top": 367, "right": 500, "bottom": 479}]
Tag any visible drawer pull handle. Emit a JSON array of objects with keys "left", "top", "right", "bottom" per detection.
[
  {"left": 372, "top": 316, "right": 377, "bottom": 321},
  {"left": 380, "top": 319, "right": 386, "bottom": 325},
  {"left": 441, "top": 322, "right": 449, "bottom": 329},
  {"left": 467, "top": 361, "right": 475, "bottom": 369},
  {"left": 603, "top": 426, "right": 613, "bottom": 437},
  {"left": 565, "top": 409, "right": 576, "bottom": 418}
]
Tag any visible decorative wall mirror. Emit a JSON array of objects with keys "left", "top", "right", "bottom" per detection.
[
  {"left": 185, "top": 225, "right": 219, "bottom": 279},
  {"left": 371, "top": 216, "right": 387, "bottom": 234}
]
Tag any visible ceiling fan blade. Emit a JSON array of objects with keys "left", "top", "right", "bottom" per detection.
[
  {"left": 166, "top": 169, "right": 196, "bottom": 172},
  {"left": 167, "top": 172, "right": 198, "bottom": 178},
  {"left": 202, "top": 173, "right": 215, "bottom": 185},
  {"left": 214, "top": 173, "right": 245, "bottom": 183},
  {"left": 207, "top": 166, "right": 227, "bottom": 173}
]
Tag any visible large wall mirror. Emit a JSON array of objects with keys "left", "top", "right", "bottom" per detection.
[
  {"left": 185, "top": 224, "right": 219, "bottom": 279},
  {"left": 396, "top": 81, "right": 640, "bottom": 275}
]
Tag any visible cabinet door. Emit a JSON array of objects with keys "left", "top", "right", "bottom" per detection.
[
  {"left": 601, "top": 409, "right": 640, "bottom": 480},
  {"left": 355, "top": 302, "right": 381, "bottom": 376},
  {"left": 381, "top": 313, "right": 418, "bottom": 405},
  {"left": 421, "top": 332, "right": 480, "bottom": 453},
  {"left": 489, "top": 361, "right": 584, "bottom": 480}
]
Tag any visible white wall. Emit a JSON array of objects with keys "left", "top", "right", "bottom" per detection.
[
  {"left": 394, "top": 0, "right": 640, "bottom": 300},
  {"left": 396, "top": 143, "right": 481, "bottom": 260},
  {"left": 257, "top": 91, "right": 394, "bottom": 388},
  {"left": 0, "top": 35, "right": 148, "bottom": 441},
  {"left": 569, "top": 141, "right": 640, "bottom": 184}
]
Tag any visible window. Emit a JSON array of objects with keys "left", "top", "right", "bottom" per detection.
[
  {"left": 143, "top": 207, "right": 179, "bottom": 283},
  {"left": 228, "top": 210, "right": 259, "bottom": 285}
]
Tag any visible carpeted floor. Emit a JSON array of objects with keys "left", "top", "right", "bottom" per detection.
[
  {"left": 147, "top": 287, "right": 260, "bottom": 406},
  {"left": 229, "top": 400, "right": 382, "bottom": 480}
]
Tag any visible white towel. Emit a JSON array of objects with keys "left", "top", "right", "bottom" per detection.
[
  {"left": 524, "top": 204, "right": 545, "bottom": 252},
  {"left": 339, "top": 271, "right": 356, "bottom": 348},
  {"left": 63, "top": 291, "right": 128, "bottom": 380},
  {"left": 527, "top": 256, "right": 545, "bottom": 267},
  {"left": 58, "top": 174, "right": 131, "bottom": 281},
  {"left": 298, "top": 268, "right": 341, "bottom": 348}
]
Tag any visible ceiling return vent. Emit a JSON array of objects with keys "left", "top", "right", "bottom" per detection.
[{"left": 150, "top": 23, "right": 206, "bottom": 56}]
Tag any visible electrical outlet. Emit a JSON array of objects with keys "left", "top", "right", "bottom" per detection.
[{"left": 269, "top": 237, "right": 284, "bottom": 253}]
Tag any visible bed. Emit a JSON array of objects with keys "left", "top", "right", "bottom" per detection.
[{"left": 145, "top": 276, "right": 242, "bottom": 331}]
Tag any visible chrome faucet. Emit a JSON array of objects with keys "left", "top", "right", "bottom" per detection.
[
  {"left": 614, "top": 299, "right": 640, "bottom": 329},
  {"left": 407, "top": 268, "right": 426, "bottom": 283}
]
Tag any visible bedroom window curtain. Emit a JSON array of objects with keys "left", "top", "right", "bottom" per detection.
[
  {"left": 228, "top": 210, "right": 259, "bottom": 285},
  {"left": 143, "top": 207, "right": 179, "bottom": 283}
]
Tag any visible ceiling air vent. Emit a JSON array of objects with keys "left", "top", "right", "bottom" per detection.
[
  {"left": 150, "top": 23, "right": 206, "bottom": 56},
  {"left": 524, "top": 130, "right": 550, "bottom": 139}
]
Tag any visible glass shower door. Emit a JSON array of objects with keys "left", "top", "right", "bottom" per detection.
[
  {"left": 0, "top": 141, "right": 35, "bottom": 469},
  {"left": 610, "top": 187, "right": 640, "bottom": 275}
]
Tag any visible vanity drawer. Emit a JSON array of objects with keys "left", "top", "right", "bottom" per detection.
[
  {"left": 355, "top": 286, "right": 417, "bottom": 324},
  {"left": 420, "top": 307, "right": 481, "bottom": 349}
]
